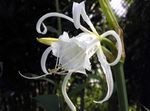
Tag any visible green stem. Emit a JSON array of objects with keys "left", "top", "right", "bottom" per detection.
[
  {"left": 98, "top": 0, "right": 119, "bottom": 30},
  {"left": 101, "top": 37, "right": 118, "bottom": 57},
  {"left": 102, "top": 46, "right": 115, "bottom": 62},
  {"left": 112, "top": 62, "right": 128, "bottom": 111},
  {"left": 55, "top": 0, "right": 62, "bottom": 34}
]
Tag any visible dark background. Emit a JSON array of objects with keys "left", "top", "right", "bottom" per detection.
[
  {"left": 124, "top": 0, "right": 150, "bottom": 109},
  {"left": 0, "top": 0, "right": 150, "bottom": 110}
]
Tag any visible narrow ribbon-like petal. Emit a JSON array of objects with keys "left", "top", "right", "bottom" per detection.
[
  {"left": 72, "top": 2, "right": 99, "bottom": 35},
  {"left": 101, "top": 30, "right": 122, "bottom": 66},
  {"left": 62, "top": 72, "right": 76, "bottom": 111},
  {"left": 72, "top": 2, "right": 82, "bottom": 29},
  {"left": 95, "top": 49, "right": 114, "bottom": 103},
  {"left": 36, "top": 13, "right": 73, "bottom": 34},
  {"left": 41, "top": 46, "right": 52, "bottom": 74},
  {"left": 18, "top": 71, "right": 49, "bottom": 79}
]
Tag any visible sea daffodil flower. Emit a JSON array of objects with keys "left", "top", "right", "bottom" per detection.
[{"left": 20, "top": 1, "right": 122, "bottom": 111}]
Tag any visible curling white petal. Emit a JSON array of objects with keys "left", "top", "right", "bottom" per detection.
[
  {"left": 94, "top": 64, "right": 113, "bottom": 103},
  {"left": 40, "top": 23, "right": 47, "bottom": 34},
  {"left": 101, "top": 30, "right": 122, "bottom": 66},
  {"left": 36, "top": 13, "right": 73, "bottom": 34},
  {"left": 80, "top": 3, "right": 98, "bottom": 35},
  {"left": 95, "top": 50, "right": 114, "bottom": 103},
  {"left": 72, "top": 2, "right": 82, "bottom": 29},
  {"left": 72, "top": 2, "right": 93, "bottom": 34},
  {"left": 62, "top": 73, "right": 76, "bottom": 111},
  {"left": 18, "top": 71, "right": 49, "bottom": 79},
  {"left": 72, "top": 2, "right": 98, "bottom": 35},
  {"left": 41, "top": 46, "right": 52, "bottom": 74}
]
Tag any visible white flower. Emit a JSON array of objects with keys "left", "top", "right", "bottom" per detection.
[
  {"left": 51, "top": 32, "right": 99, "bottom": 74},
  {"left": 20, "top": 1, "right": 122, "bottom": 111}
]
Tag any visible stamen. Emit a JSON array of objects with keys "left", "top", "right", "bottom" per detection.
[
  {"left": 48, "top": 66, "right": 68, "bottom": 75},
  {"left": 55, "top": 43, "right": 60, "bottom": 69}
]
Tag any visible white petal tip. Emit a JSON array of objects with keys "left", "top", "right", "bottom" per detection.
[
  {"left": 36, "top": 23, "right": 47, "bottom": 34},
  {"left": 41, "top": 23, "right": 47, "bottom": 34},
  {"left": 18, "top": 71, "right": 48, "bottom": 79},
  {"left": 18, "top": 71, "right": 34, "bottom": 79},
  {"left": 93, "top": 100, "right": 105, "bottom": 104}
]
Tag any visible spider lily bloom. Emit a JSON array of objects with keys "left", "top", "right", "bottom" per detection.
[{"left": 20, "top": 1, "right": 122, "bottom": 111}]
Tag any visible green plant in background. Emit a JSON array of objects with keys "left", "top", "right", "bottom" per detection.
[{"left": 19, "top": 0, "right": 128, "bottom": 111}]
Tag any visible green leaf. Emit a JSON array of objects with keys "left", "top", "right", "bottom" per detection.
[{"left": 34, "top": 95, "right": 60, "bottom": 111}]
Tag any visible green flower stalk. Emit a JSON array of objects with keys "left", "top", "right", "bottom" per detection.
[
  {"left": 98, "top": 0, "right": 128, "bottom": 111},
  {"left": 98, "top": 0, "right": 125, "bottom": 61}
]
